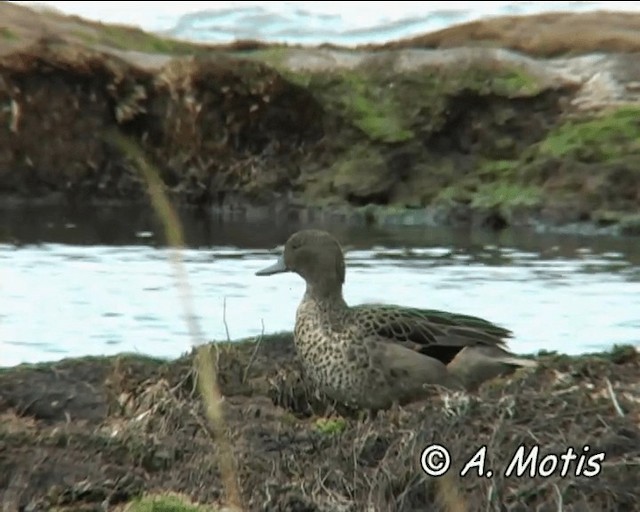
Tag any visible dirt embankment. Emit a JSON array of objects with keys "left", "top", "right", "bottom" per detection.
[
  {"left": 1, "top": 3, "right": 640, "bottom": 233},
  {"left": 371, "top": 11, "right": 640, "bottom": 57},
  {"left": 0, "top": 335, "right": 639, "bottom": 511}
]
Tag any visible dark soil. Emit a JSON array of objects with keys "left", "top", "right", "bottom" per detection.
[{"left": 1, "top": 334, "right": 639, "bottom": 511}]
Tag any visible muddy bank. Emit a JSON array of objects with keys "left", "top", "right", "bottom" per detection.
[
  {"left": 1, "top": 4, "right": 640, "bottom": 234},
  {"left": 1, "top": 334, "right": 639, "bottom": 511}
]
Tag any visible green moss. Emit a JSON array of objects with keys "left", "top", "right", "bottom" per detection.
[
  {"left": 236, "top": 50, "right": 544, "bottom": 147},
  {"left": 477, "top": 159, "right": 519, "bottom": 179},
  {"left": 1, "top": 27, "right": 18, "bottom": 41},
  {"left": 70, "top": 24, "right": 207, "bottom": 55},
  {"left": 72, "top": 23, "right": 205, "bottom": 55},
  {"left": 539, "top": 344, "right": 637, "bottom": 366},
  {"left": 539, "top": 107, "right": 640, "bottom": 162},
  {"left": 0, "top": 353, "right": 168, "bottom": 376},
  {"left": 237, "top": 47, "right": 292, "bottom": 69},
  {"left": 124, "top": 493, "right": 216, "bottom": 512},
  {"left": 492, "top": 68, "right": 541, "bottom": 96},
  {"left": 436, "top": 184, "right": 474, "bottom": 204},
  {"left": 619, "top": 213, "right": 640, "bottom": 236},
  {"left": 301, "top": 71, "right": 417, "bottom": 143},
  {"left": 433, "top": 61, "right": 543, "bottom": 98},
  {"left": 328, "top": 145, "right": 389, "bottom": 198},
  {"left": 213, "top": 331, "right": 293, "bottom": 347},
  {"left": 344, "top": 74, "right": 414, "bottom": 142},
  {"left": 471, "top": 183, "right": 542, "bottom": 209},
  {"left": 70, "top": 29, "right": 99, "bottom": 45},
  {"left": 314, "top": 417, "right": 347, "bottom": 435},
  {"left": 435, "top": 160, "right": 541, "bottom": 212}
]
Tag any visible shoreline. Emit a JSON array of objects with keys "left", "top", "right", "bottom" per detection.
[
  {"left": 2, "top": 332, "right": 637, "bottom": 370},
  {"left": 1, "top": 194, "right": 639, "bottom": 238},
  {"left": 2, "top": 4, "right": 640, "bottom": 237},
  {"left": 1, "top": 335, "right": 638, "bottom": 510}
]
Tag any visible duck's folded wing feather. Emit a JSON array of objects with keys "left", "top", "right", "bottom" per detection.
[{"left": 352, "top": 304, "right": 512, "bottom": 363}]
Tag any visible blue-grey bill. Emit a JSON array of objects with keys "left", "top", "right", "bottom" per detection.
[{"left": 255, "top": 254, "right": 288, "bottom": 276}]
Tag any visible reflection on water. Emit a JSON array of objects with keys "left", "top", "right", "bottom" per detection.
[{"left": 1, "top": 205, "right": 639, "bottom": 367}]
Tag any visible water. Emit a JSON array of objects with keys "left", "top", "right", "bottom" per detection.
[
  {"left": 14, "top": 1, "right": 640, "bottom": 46},
  {"left": 1, "top": 205, "right": 639, "bottom": 368}
]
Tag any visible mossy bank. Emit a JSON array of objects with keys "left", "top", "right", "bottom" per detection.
[
  {"left": 1, "top": 333, "right": 639, "bottom": 511},
  {"left": 1, "top": 3, "right": 640, "bottom": 234}
]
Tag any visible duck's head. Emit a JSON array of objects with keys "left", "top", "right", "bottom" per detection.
[{"left": 255, "top": 229, "right": 345, "bottom": 289}]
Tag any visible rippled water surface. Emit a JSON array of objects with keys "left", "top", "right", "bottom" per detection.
[{"left": 1, "top": 205, "right": 639, "bottom": 367}]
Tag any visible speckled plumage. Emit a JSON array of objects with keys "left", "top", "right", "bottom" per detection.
[{"left": 256, "top": 229, "right": 537, "bottom": 410}]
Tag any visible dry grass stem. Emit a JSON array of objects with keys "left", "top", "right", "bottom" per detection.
[{"left": 108, "top": 132, "right": 243, "bottom": 511}]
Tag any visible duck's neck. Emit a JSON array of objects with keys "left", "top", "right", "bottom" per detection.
[{"left": 303, "top": 281, "right": 347, "bottom": 310}]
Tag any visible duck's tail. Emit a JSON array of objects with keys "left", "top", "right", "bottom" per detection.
[{"left": 446, "top": 345, "right": 538, "bottom": 391}]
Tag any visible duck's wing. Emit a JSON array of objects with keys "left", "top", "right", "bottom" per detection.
[
  {"left": 360, "top": 337, "right": 464, "bottom": 409},
  {"left": 447, "top": 344, "right": 538, "bottom": 391},
  {"left": 350, "top": 304, "right": 512, "bottom": 364}
]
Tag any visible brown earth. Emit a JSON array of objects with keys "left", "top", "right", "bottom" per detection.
[
  {"left": 4, "top": 3, "right": 640, "bottom": 58},
  {"left": 1, "top": 335, "right": 639, "bottom": 511},
  {"left": 372, "top": 11, "right": 640, "bottom": 57},
  {"left": 1, "top": 3, "right": 640, "bottom": 234}
]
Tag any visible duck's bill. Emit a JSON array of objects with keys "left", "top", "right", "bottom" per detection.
[{"left": 255, "top": 254, "right": 288, "bottom": 276}]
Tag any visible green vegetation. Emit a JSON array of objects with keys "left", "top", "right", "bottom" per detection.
[
  {"left": 0, "top": 353, "right": 169, "bottom": 376},
  {"left": 434, "top": 159, "right": 541, "bottom": 211},
  {"left": 262, "top": 57, "right": 545, "bottom": 214},
  {"left": 471, "top": 183, "right": 542, "bottom": 209},
  {"left": 245, "top": 50, "right": 543, "bottom": 145},
  {"left": 329, "top": 144, "right": 389, "bottom": 196},
  {"left": 491, "top": 67, "right": 541, "bottom": 96},
  {"left": 428, "top": 107, "right": 640, "bottom": 216},
  {"left": 539, "top": 106, "right": 640, "bottom": 161},
  {"left": 477, "top": 159, "right": 519, "bottom": 179},
  {"left": 70, "top": 24, "right": 207, "bottom": 55},
  {"left": 236, "top": 46, "right": 292, "bottom": 69},
  {"left": 340, "top": 73, "right": 414, "bottom": 142},
  {"left": 314, "top": 417, "right": 347, "bottom": 435},
  {"left": 124, "top": 493, "right": 217, "bottom": 512},
  {"left": 0, "top": 26, "right": 18, "bottom": 41},
  {"left": 296, "top": 70, "right": 419, "bottom": 143},
  {"left": 619, "top": 213, "right": 640, "bottom": 236},
  {"left": 98, "top": 25, "right": 200, "bottom": 54}
]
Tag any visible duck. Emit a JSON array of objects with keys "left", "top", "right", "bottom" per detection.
[{"left": 256, "top": 229, "right": 537, "bottom": 411}]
